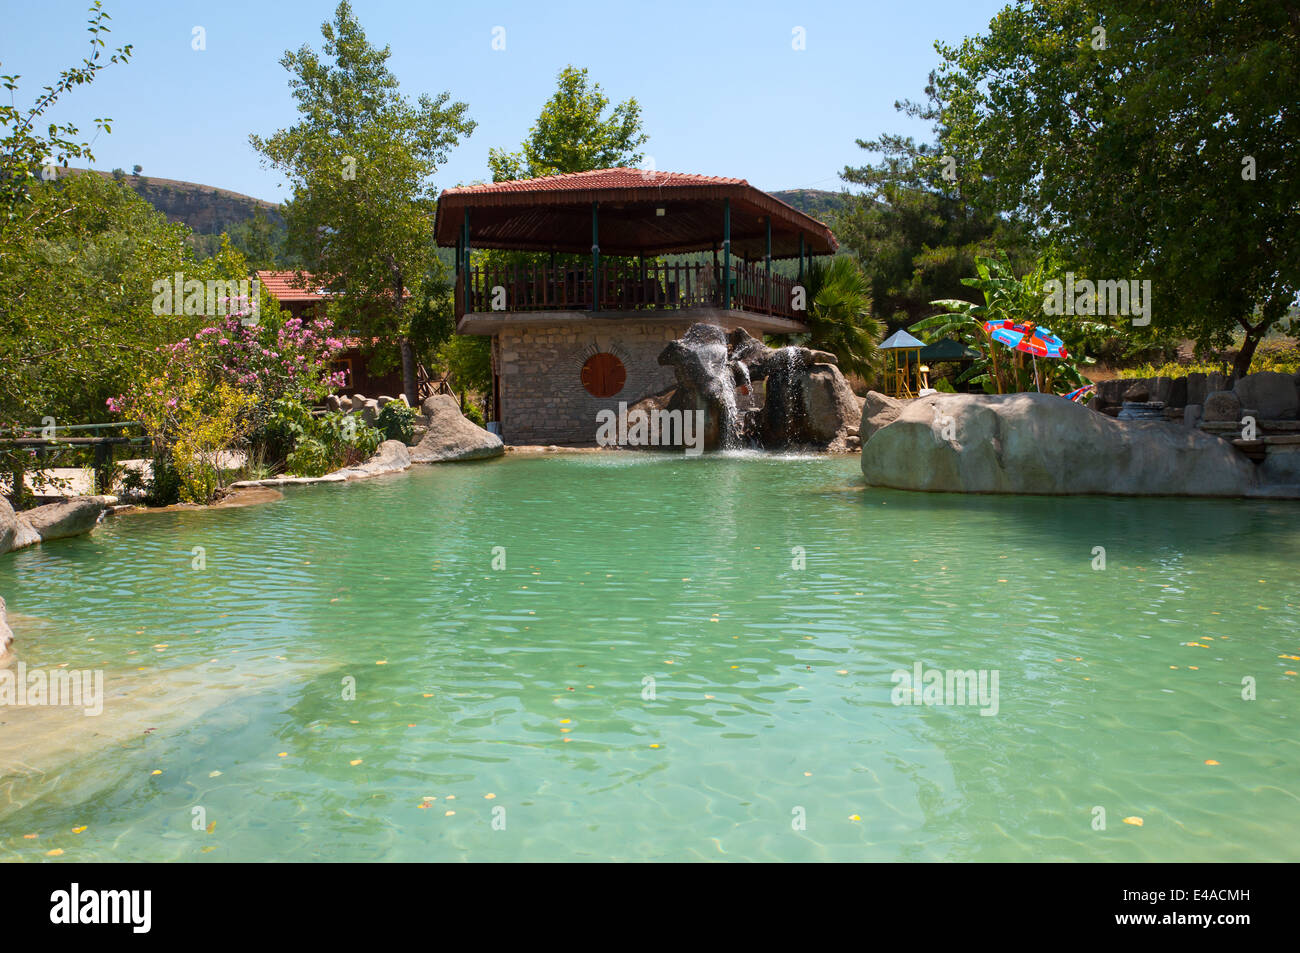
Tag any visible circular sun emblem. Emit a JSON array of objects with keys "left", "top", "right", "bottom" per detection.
[{"left": 580, "top": 352, "right": 627, "bottom": 398}]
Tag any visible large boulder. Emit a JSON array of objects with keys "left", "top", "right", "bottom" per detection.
[
  {"left": 858, "top": 391, "right": 945, "bottom": 444},
  {"left": 1168, "top": 377, "right": 1188, "bottom": 408},
  {"left": 657, "top": 325, "right": 862, "bottom": 450},
  {"left": 17, "top": 497, "right": 107, "bottom": 543},
  {"left": 410, "top": 394, "right": 504, "bottom": 463},
  {"left": 1, "top": 496, "right": 105, "bottom": 555},
  {"left": 797, "top": 362, "right": 862, "bottom": 449},
  {"left": 657, "top": 324, "right": 739, "bottom": 449},
  {"left": 861, "top": 392, "right": 1259, "bottom": 497},
  {"left": 330, "top": 439, "right": 411, "bottom": 479},
  {"left": 358, "top": 399, "right": 381, "bottom": 427},
  {"left": 858, "top": 391, "right": 903, "bottom": 442},
  {"left": 1095, "top": 379, "right": 1129, "bottom": 405},
  {"left": 0, "top": 498, "right": 17, "bottom": 556},
  {"left": 1259, "top": 448, "right": 1300, "bottom": 487},
  {"left": 1233, "top": 371, "right": 1299, "bottom": 420},
  {"left": 1122, "top": 381, "right": 1150, "bottom": 402},
  {"left": 0, "top": 595, "right": 12, "bottom": 668},
  {"left": 1203, "top": 390, "right": 1242, "bottom": 422}
]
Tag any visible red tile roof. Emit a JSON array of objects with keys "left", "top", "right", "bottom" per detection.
[
  {"left": 256, "top": 270, "right": 334, "bottom": 303},
  {"left": 436, "top": 167, "right": 837, "bottom": 258},
  {"left": 442, "top": 168, "right": 747, "bottom": 196}
]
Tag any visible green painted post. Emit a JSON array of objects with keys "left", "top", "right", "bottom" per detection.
[
  {"left": 462, "top": 210, "right": 471, "bottom": 310},
  {"left": 592, "top": 202, "right": 600, "bottom": 310},
  {"left": 723, "top": 198, "right": 731, "bottom": 310},
  {"left": 454, "top": 233, "right": 463, "bottom": 316},
  {"left": 765, "top": 216, "right": 772, "bottom": 314}
]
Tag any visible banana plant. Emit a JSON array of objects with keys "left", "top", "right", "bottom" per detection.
[{"left": 916, "top": 252, "right": 1109, "bottom": 394}]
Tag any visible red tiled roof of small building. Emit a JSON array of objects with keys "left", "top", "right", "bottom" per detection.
[
  {"left": 256, "top": 270, "right": 334, "bottom": 303},
  {"left": 442, "top": 168, "right": 747, "bottom": 195},
  {"left": 435, "top": 167, "right": 837, "bottom": 258}
]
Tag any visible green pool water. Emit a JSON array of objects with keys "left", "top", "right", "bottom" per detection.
[{"left": 1, "top": 453, "right": 1297, "bottom": 862}]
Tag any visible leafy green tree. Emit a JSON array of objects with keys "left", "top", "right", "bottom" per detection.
[
  {"left": 836, "top": 82, "right": 1030, "bottom": 326},
  {"left": 800, "top": 256, "right": 880, "bottom": 378},
  {"left": 436, "top": 333, "right": 491, "bottom": 396},
  {"left": 228, "top": 207, "right": 287, "bottom": 270},
  {"left": 0, "top": 1, "right": 132, "bottom": 228},
  {"left": 0, "top": 172, "right": 251, "bottom": 428},
  {"left": 932, "top": 0, "right": 1300, "bottom": 377},
  {"left": 251, "top": 1, "right": 475, "bottom": 402},
  {"left": 488, "top": 66, "right": 648, "bottom": 181}
]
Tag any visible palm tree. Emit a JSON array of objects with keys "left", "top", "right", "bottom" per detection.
[{"left": 802, "top": 256, "right": 880, "bottom": 379}]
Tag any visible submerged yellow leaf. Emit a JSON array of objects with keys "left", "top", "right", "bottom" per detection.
[{"left": 1123, "top": 816, "right": 1144, "bottom": 827}]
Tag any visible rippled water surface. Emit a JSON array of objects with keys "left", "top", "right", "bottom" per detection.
[{"left": 1, "top": 453, "right": 1298, "bottom": 861}]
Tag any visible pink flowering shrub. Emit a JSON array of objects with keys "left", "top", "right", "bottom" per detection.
[{"left": 108, "top": 304, "right": 350, "bottom": 502}]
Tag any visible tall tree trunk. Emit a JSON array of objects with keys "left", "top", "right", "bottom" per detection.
[
  {"left": 1233, "top": 321, "right": 1266, "bottom": 381},
  {"left": 401, "top": 338, "right": 417, "bottom": 406},
  {"left": 388, "top": 254, "right": 417, "bottom": 406}
]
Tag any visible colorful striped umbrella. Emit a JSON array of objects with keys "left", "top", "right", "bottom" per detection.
[
  {"left": 1061, "top": 383, "right": 1096, "bottom": 403},
  {"left": 982, "top": 319, "right": 1069, "bottom": 359}
]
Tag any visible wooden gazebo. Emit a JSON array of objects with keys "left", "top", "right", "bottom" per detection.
[
  {"left": 432, "top": 168, "right": 838, "bottom": 444},
  {"left": 879, "top": 329, "right": 926, "bottom": 398}
]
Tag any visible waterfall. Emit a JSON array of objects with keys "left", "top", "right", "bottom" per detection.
[
  {"left": 710, "top": 338, "right": 740, "bottom": 449},
  {"left": 780, "top": 346, "right": 799, "bottom": 439},
  {"left": 657, "top": 324, "right": 852, "bottom": 453}
]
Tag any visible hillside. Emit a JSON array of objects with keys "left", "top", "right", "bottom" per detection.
[
  {"left": 771, "top": 188, "right": 850, "bottom": 224},
  {"left": 52, "top": 170, "right": 849, "bottom": 257},
  {"left": 56, "top": 167, "right": 283, "bottom": 235},
  {"left": 61, "top": 169, "right": 845, "bottom": 234}
]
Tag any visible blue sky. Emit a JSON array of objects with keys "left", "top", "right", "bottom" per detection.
[{"left": 2, "top": 0, "right": 1007, "bottom": 203}]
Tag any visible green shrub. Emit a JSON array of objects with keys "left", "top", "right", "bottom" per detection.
[
  {"left": 144, "top": 454, "right": 183, "bottom": 506},
  {"left": 285, "top": 436, "right": 335, "bottom": 478},
  {"left": 1118, "top": 357, "right": 1299, "bottom": 379},
  {"left": 463, "top": 401, "right": 486, "bottom": 428},
  {"left": 258, "top": 398, "right": 315, "bottom": 464},
  {"left": 260, "top": 399, "right": 382, "bottom": 476},
  {"left": 376, "top": 401, "right": 418, "bottom": 443}
]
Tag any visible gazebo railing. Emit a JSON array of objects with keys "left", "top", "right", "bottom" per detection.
[{"left": 461, "top": 260, "right": 803, "bottom": 320}]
